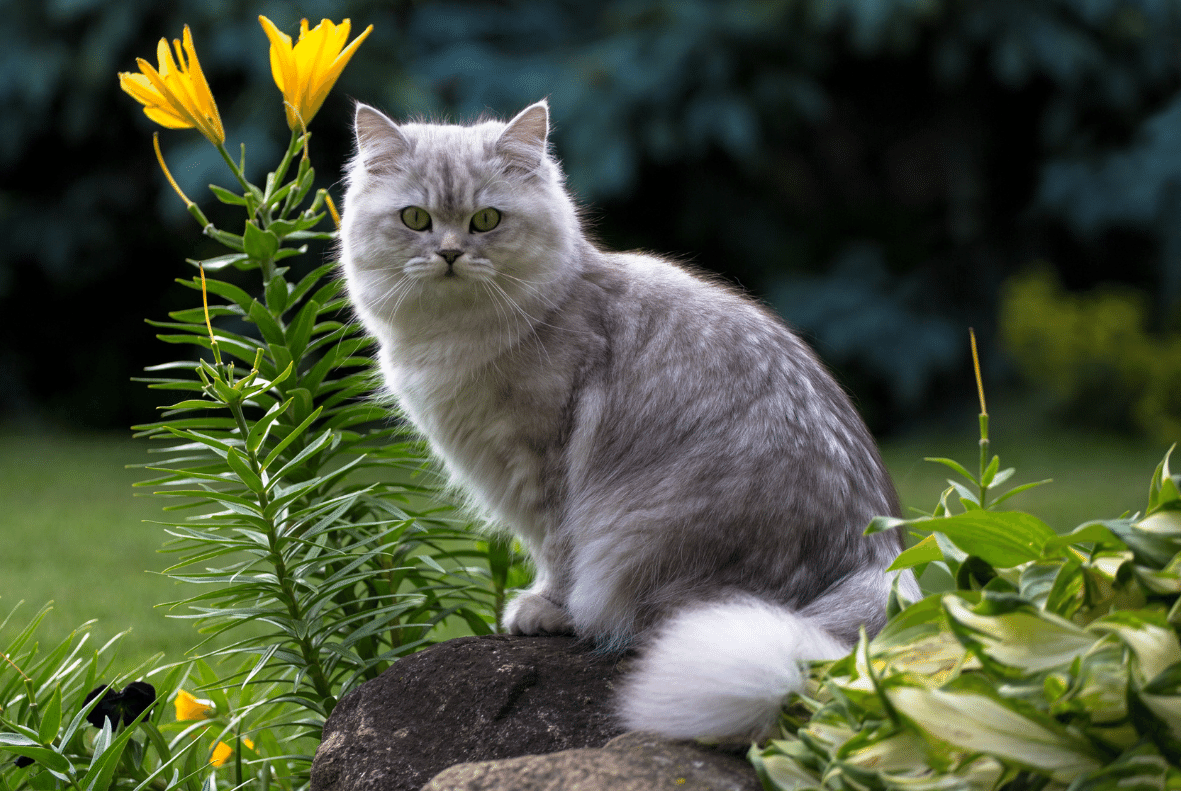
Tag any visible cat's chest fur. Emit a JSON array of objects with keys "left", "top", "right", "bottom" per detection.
[{"left": 380, "top": 331, "right": 580, "bottom": 548}]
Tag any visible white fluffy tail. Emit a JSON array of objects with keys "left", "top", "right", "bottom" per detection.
[{"left": 617, "top": 598, "right": 849, "bottom": 741}]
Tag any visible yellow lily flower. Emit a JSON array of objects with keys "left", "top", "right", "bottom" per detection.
[
  {"left": 258, "top": 15, "right": 373, "bottom": 130},
  {"left": 118, "top": 25, "right": 225, "bottom": 146},
  {"left": 209, "top": 738, "right": 254, "bottom": 768},
  {"left": 173, "top": 689, "right": 214, "bottom": 721},
  {"left": 210, "top": 741, "right": 232, "bottom": 768}
]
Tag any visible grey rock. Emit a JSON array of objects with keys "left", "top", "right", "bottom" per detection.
[
  {"left": 421, "top": 731, "right": 762, "bottom": 791},
  {"left": 310, "top": 635, "right": 626, "bottom": 791}
]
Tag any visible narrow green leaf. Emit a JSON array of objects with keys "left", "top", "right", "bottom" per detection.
[
  {"left": 225, "top": 448, "right": 265, "bottom": 493},
  {"left": 248, "top": 300, "right": 287, "bottom": 351},
  {"left": 261, "top": 407, "right": 324, "bottom": 471},
  {"left": 37, "top": 688, "right": 61, "bottom": 746},
  {"left": 925, "top": 456, "right": 977, "bottom": 485},
  {"left": 209, "top": 185, "right": 247, "bottom": 206}
]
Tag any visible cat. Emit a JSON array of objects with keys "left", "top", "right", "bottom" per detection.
[{"left": 339, "top": 99, "right": 921, "bottom": 742}]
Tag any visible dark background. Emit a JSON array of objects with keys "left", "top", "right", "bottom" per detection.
[{"left": 4, "top": 0, "right": 1181, "bottom": 438}]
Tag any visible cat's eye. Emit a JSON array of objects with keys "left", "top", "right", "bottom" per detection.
[
  {"left": 469, "top": 208, "right": 501, "bottom": 233},
  {"left": 401, "top": 206, "right": 432, "bottom": 231}
]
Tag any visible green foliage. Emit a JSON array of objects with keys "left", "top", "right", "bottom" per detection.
[
  {"left": 0, "top": 605, "right": 203, "bottom": 791},
  {"left": 10, "top": 0, "right": 1181, "bottom": 426},
  {"left": 1, "top": 85, "right": 526, "bottom": 788},
  {"left": 752, "top": 422, "right": 1181, "bottom": 790},
  {"left": 999, "top": 267, "right": 1181, "bottom": 441}
]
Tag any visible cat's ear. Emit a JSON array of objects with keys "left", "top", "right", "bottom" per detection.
[
  {"left": 354, "top": 103, "right": 411, "bottom": 174},
  {"left": 496, "top": 100, "right": 549, "bottom": 173}
]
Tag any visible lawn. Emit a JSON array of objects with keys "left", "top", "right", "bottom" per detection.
[{"left": 0, "top": 415, "right": 1171, "bottom": 671}]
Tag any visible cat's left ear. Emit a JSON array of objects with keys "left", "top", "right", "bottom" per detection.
[{"left": 497, "top": 100, "right": 549, "bottom": 173}]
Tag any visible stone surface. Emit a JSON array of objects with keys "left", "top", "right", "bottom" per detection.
[
  {"left": 422, "top": 731, "right": 762, "bottom": 791},
  {"left": 310, "top": 635, "right": 627, "bottom": 791}
]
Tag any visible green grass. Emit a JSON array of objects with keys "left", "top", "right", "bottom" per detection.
[
  {"left": 0, "top": 415, "right": 1171, "bottom": 672},
  {"left": 0, "top": 429, "right": 196, "bottom": 669}
]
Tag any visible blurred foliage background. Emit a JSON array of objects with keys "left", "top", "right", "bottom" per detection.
[{"left": 4, "top": 0, "right": 1181, "bottom": 439}]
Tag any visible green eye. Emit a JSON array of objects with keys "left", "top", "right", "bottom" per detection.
[
  {"left": 469, "top": 208, "right": 501, "bottom": 232},
  {"left": 401, "top": 206, "right": 431, "bottom": 231}
]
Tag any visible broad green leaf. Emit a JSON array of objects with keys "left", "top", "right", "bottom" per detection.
[
  {"left": 943, "top": 594, "right": 1096, "bottom": 673},
  {"left": 927, "top": 511, "right": 1055, "bottom": 569},
  {"left": 1093, "top": 611, "right": 1181, "bottom": 683},
  {"left": 885, "top": 685, "right": 1102, "bottom": 782},
  {"left": 1066, "top": 743, "right": 1168, "bottom": 791},
  {"left": 749, "top": 743, "right": 826, "bottom": 791},
  {"left": 243, "top": 221, "right": 280, "bottom": 262}
]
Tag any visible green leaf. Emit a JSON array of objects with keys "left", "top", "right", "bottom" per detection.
[
  {"left": 885, "top": 683, "right": 1102, "bottom": 783},
  {"left": 265, "top": 276, "right": 290, "bottom": 315},
  {"left": 1092, "top": 610, "right": 1181, "bottom": 683},
  {"left": 943, "top": 594, "right": 1097, "bottom": 673},
  {"left": 248, "top": 300, "right": 287, "bottom": 351},
  {"left": 208, "top": 185, "right": 247, "bottom": 206},
  {"left": 989, "top": 478, "right": 1053, "bottom": 508},
  {"left": 981, "top": 455, "right": 1000, "bottom": 487},
  {"left": 37, "top": 688, "right": 61, "bottom": 746},
  {"left": 285, "top": 299, "right": 320, "bottom": 359},
  {"left": 925, "top": 457, "right": 977, "bottom": 484},
  {"left": 187, "top": 253, "right": 250, "bottom": 272},
  {"left": 243, "top": 222, "right": 280, "bottom": 263},
  {"left": 1148, "top": 445, "right": 1179, "bottom": 513},
  {"left": 261, "top": 406, "right": 324, "bottom": 471},
  {"left": 887, "top": 534, "right": 942, "bottom": 572},
  {"left": 0, "top": 734, "right": 73, "bottom": 776},
  {"left": 1066, "top": 743, "right": 1169, "bottom": 791},
  {"left": 225, "top": 448, "right": 265, "bottom": 494},
  {"left": 247, "top": 398, "right": 293, "bottom": 454},
  {"left": 929, "top": 511, "right": 1055, "bottom": 568}
]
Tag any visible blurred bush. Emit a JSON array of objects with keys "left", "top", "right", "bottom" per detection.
[
  {"left": 1000, "top": 266, "right": 1181, "bottom": 441},
  {"left": 5, "top": 0, "right": 1181, "bottom": 431}
]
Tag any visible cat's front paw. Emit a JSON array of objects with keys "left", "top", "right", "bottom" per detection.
[{"left": 502, "top": 591, "right": 574, "bottom": 635}]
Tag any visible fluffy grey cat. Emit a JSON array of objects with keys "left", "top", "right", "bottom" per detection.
[{"left": 339, "top": 99, "right": 921, "bottom": 741}]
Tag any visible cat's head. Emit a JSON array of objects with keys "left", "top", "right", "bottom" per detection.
[{"left": 340, "top": 100, "right": 581, "bottom": 336}]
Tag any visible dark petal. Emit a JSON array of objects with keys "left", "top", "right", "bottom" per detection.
[
  {"left": 84, "top": 685, "right": 118, "bottom": 729},
  {"left": 119, "top": 681, "right": 156, "bottom": 725}
]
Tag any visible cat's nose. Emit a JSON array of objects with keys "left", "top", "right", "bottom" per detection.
[{"left": 437, "top": 249, "right": 463, "bottom": 265}]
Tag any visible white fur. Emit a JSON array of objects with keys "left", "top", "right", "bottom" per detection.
[{"left": 618, "top": 598, "right": 849, "bottom": 741}]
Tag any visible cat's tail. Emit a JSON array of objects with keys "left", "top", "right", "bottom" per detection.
[{"left": 616, "top": 597, "right": 850, "bottom": 741}]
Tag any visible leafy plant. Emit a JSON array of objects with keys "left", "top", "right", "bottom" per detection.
[
  {"left": 751, "top": 334, "right": 1181, "bottom": 791},
  {"left": 1000, "top": 266, "right": 1181, "bottom": 441},
  {"left": 0, "top": 16, "right": 526, "bottom": 791}
]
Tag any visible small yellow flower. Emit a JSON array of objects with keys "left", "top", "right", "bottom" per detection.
[
  {"left": 209, "top": 738, "right": 254, "bottom": 768},
  {"left": 173, "top": 689, "right": 214, "bottom": 721},
  {"left": 118, "top": 25, "right": 225, "bottom": 146},
  {"left": 210, "top": 741, "right": 232, "bottom": 768},
  {"left": 258, "top": 15, "right": 373, "bottom": 130}
]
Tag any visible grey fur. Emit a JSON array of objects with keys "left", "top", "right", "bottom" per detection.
[{"left": 340, "top": 100, "right": 917, "bottom": 737}]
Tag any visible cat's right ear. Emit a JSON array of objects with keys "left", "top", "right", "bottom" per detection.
[{"left": 354, "top": 103, "right": 411, "bottom": 174}]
